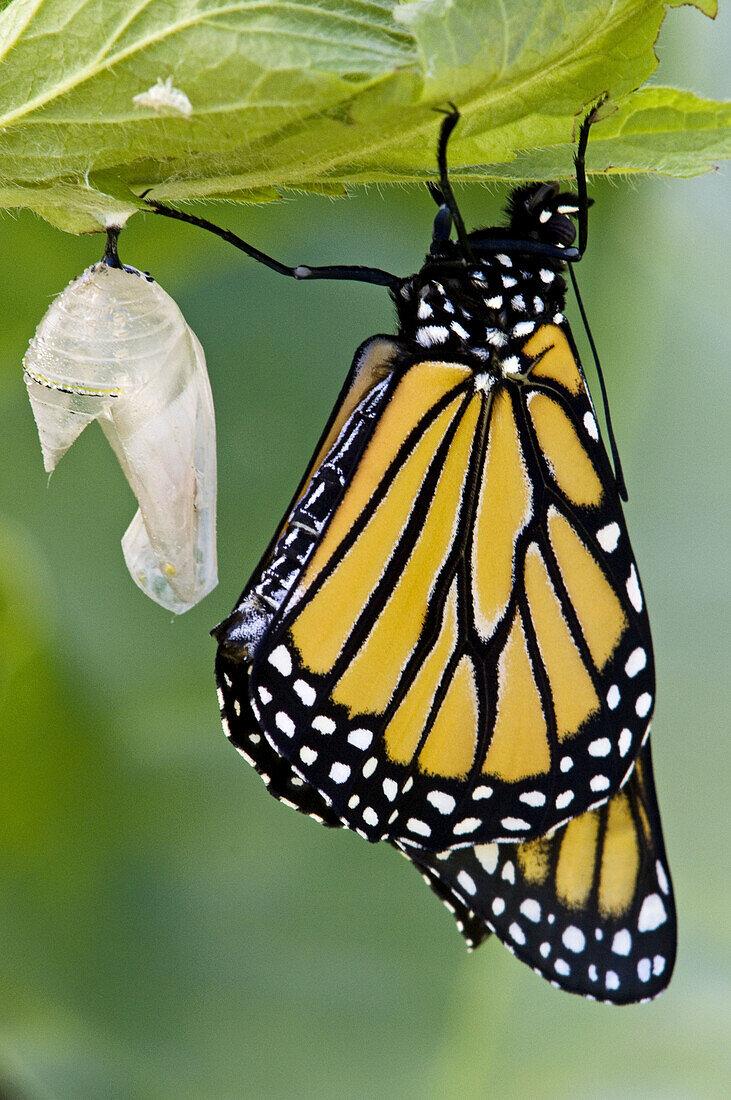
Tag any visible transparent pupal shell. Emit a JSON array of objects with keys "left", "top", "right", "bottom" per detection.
[{"left": 24, "top": 261, "right": 217, "bottom": 613}]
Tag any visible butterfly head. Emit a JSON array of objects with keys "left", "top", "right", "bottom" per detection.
[{"left": 504, "top": 182, "right": 586, "bottom": 249}]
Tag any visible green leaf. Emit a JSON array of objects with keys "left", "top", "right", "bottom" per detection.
[
  {"left": 0, "top": 0, "right": 724, "bottom": 230},
  {"left": 451, "top": 88, "right": 731, "bottom": 181}
]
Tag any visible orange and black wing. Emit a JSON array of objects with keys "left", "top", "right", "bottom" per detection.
[
  {"left": 404, "top": 741, "right": 676, "bottom": 1004},
  {"left": 217, "top": 654, "right": 673, "bottom": 1003},
  {"left": 234, "top": 320, "right": 653, "bottom": 850}
]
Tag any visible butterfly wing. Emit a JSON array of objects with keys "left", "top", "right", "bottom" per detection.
[
  {"left": 218, "top": 644, "right": 672, "bottom": 1003},
  {"left": 236, "top": 318, "right": 652, "bottom": 849},
  {"left": 217, "top": 651, "right": 492, "bottom": 945},
  {"left": 403, "top": 740, "right": 675, "bottom": 1004}
]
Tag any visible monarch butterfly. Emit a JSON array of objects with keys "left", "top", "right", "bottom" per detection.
[
  {"left": 24, "top": 229, "right": 217, "bottom": 613},
  {"left": 154, "top": 102, "right": 675, "bottom": 999}
]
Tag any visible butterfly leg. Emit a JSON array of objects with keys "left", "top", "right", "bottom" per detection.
[
  {"left": 146, "top": 201, "right": 403, "bottom": 291},
  {"left": 431, "top": 105, "right": 475, "bottom": 260},
  {"left": 573, "top": 96, "right": 609, "bottom": 261}
]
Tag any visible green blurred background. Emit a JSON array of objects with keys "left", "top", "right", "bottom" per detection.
[{"left": 1, "top": 9, "right": 728, "bottom": 1099}]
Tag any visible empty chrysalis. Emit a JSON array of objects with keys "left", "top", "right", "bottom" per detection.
[{"left": 24, "top": 228, "right": 217, "bottom": 613}]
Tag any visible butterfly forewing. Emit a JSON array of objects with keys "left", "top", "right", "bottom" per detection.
[
  {"left": 403, "top": 741, "right": 675, "bottom": 1004},
  {"left": 240, "top": 311, "right": 653, "bottom": 850}
]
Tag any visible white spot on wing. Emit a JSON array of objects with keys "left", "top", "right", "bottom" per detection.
[
  {"left": 299, "top": 745, "right": 317, "bottom": 765},
  {"left": 453, "top": 817, "right": 481, "bottom": 835},
  {"left": 625, "top": 647, "right": 647, "bottom": 678},
  {"left": 268, "top": 646, "right": 292, "bottom": 677},
  {"left": 382, "top": 778, "right": 398, "bottom": 802},
  {"left": 637, "top": 957, "right": 651, "bottom": 982},
  {"left": 626, "top": 564, "right": 643, "bottom": 611},
  {"left": 275, "top": 711, "right": 295, "bottom": 737},
  {"left": 584, "top": 411, "right": 599, "bottom": 440},
  {"left": 362, "top": 756, "right": 377, "bottom": 778},
  {"left": 520, "top": 899, "right": 541, "bottom": 922},
  {"left": 457, "top": 871, "right": 477, "bottom": 896},
  {"left": 474, "top": 843, "right": 498, "bottom": 874},
  {"left": 562, "top": 926, "right": 585, "bottom": 953},
  {"left": 635, "top": 692, "right": 652, "bottom": 718},
  {"left": 509, "top": 922, "right": 526, "bottom": 945},
  {"left": 638, "top": 894, "right": 667, "bottom": 931},
  {"left": 293, "top": 678, "right": 316, "bottom": 706},
  {"left": 612, "top": 929, "right": 632, "bottom": 956},
  {"left": 618, "top": 728, "right": 633, "bottom": 757},
  {"left": 348, "top": 728, "right": 373, "bottom": 749},
  {"left": 424, "top": 789, "right": 454, "bottom": 815},
  {"left": 329, "top": 762, "right": 350, "bottom": 783},
  {"left": 596, "top": 522, "right": 620, "bottom": 552},
  {"left": 656, "top": 860, "right": 670, "bottom": 896}
]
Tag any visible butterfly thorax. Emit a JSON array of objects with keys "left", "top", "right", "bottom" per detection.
[
  {"left": 396, "top": 255, "right": 566, "bottom": 383},
  {"left": 394, "top": 181, "right": 583, "bottom": 379}
]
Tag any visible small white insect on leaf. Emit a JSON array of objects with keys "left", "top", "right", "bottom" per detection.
[
  {"left": 132, "top": 76, "right": 193, "bottom": 118},
  {"left": 24, "top": 251, "right": 217, "bottom": 614}
]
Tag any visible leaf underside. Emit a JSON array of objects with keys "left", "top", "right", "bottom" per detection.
[{"left": 0, "top": 0, "right": 726, "bottom": 231}]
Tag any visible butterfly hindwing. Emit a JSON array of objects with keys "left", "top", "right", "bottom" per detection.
[
  {"left": 403, "top": 741, "right": 675, "bottom": 1004},
  {"left": 240, "top": 312, "right": 653, "bottom": 850}
]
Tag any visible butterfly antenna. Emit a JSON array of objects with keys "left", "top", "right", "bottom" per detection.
[
  {"left": 568, "top": 263, "right": 628, "bottom": 501},
  {"left": 434, "top": 107, "right": 475, "bottom": 261}
]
